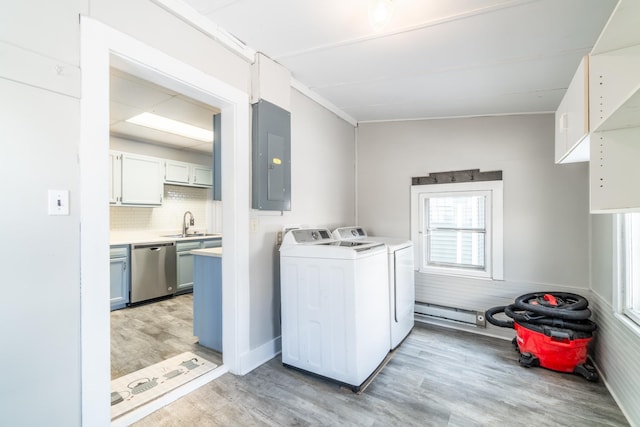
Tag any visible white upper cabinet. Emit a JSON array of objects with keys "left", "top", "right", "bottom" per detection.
[
  {"left": 165, "top": 160, "right": 212, "bottom": 188},
  {"left": 192, "top": 165, "right": 213, "bottom": 187},
  {"left": 589, "top": 0, "right": 640, "bottom": 213},
  {"left": 555, "top": 56, "right": 589, "bottom": 164},
  {"left": 109, "top": 151, "right": 122, "bottom": 204},
  {"left": 164, "top": 160, "right": 191, "bottom": 184},
  {"left": 589, "top": 46, "right": 640, "bottom": 133},
  {"left": 121, "top": 153, "right": 164, "bottom": 206}
]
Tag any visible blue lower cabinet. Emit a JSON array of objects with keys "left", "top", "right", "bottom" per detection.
[
  {"left": 193, "top": 254, "right": 222, "bottom": 351},
  {"left": 176, "top": 238, "right": 222, "bottom": 295},
  {"left": 109, "top": 245, "right": 130, "bottom": 310}
]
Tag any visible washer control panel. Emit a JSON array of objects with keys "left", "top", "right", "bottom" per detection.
[{"left": 283, "top": 228, "right": 333, "bottom": 245}]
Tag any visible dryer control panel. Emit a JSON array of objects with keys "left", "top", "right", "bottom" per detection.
[{"left": 333, "top": 226, "right": 367, "bottom": 240}]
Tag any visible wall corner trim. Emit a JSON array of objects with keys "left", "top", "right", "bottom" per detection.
[
  {"left": 291, "top": 78, "right": 357, "bottom": 127},
  {"left": 151, "top": 0, "right": 256, "bottom": 62}
]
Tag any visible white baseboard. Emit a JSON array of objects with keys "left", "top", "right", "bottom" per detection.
[{"left": 238, "top": 336, "right": 281, "bottom": 375}]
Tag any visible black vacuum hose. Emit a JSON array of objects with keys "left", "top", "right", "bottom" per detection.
[
  {"left": 513, "top": 292, "right": 591, "bottom": 320},
  {"left": 485, "top": 305, "right": 514, "bottom": 329},
  {"left": 504, "top": 305, "right": 597, "bottom": 332}
]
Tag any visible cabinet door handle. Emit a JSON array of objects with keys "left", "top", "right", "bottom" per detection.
[{"left": 123, "top": 261, "right": 127, "bottom": 271}]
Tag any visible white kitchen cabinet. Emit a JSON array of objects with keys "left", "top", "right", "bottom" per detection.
[
  {"left": 121, "top": 153, "right": 164, "bottom": 206},
  {"left": 164, "top": 159, "right": 212, "bottom": 188},
  {"left": 109, "top": 151, "right": 122, "bottom": 204},
  {"left": 192, "top": 165, "right": 213, "bottom": 187},
  {"left": 588, "top": 0, "right": 640, "bottom": 212},
  {"left": 164, "top": 160, "right": 191, "bottom": 184},
  {"left": 555, "top": 56, "right": 589, "bottom": 164}
]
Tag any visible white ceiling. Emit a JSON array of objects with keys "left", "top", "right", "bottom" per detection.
[
  {"left": 182, "top": 0, "right": 616, "bottom": 122},
  {"left": 111, "top": 0, "right": 617, "bottom": 152},
  {"left": 110, "top": 69, "right": 219, "bottom": 153}
]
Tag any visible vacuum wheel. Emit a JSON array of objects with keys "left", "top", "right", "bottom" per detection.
[
  {"left": 574, "top": 363, "right": 599, "bottom": 382},
  {"left": 518, "top": 352, "right": 540, "bottom": 368},
  {"left": 511, "top": 337, "right": 520, "bottom": 352}
]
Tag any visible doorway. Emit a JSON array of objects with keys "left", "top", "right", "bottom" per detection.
[
  {"left": 80, "top": 17, "right": 251, "bottom": 426},
  {"left": 108, "top": 68, "right": 222, "bottom": 383}
]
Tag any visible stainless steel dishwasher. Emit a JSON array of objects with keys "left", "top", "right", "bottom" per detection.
[{"left": 130, "top": 242, "right": 177, "bottom": 304}]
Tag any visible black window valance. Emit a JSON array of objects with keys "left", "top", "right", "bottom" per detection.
[{"left": 412, "top": 169, "right": 502, "bottom": 185}]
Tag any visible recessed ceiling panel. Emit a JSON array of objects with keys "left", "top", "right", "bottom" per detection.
[{"left": 110, "top": 69, "right": 217, "bottom": 153}]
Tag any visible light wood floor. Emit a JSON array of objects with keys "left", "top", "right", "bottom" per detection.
[
  {"left": 111, "top": 293, "right": 222, "bottom": 380},
  {"left": 130, "top": 318, "right": 629, "bottom": 426}
]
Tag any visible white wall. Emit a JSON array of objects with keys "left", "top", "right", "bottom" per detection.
[
  {"left": 90, "top": 0, "right": 249, "bottom": 93},
  {"left": 110, "top": 136, "right": 213, "bottom": 165},
  {"left": 590, "top": 215, "right": 640, "bottom": 426},
  {"left": 1, "top": 0, "right": 84, "bottom": 425},
  {"left": 2, "top": 1, "right": 356, "bottom": 424},
  {"left": 248, "top": 88, "right": 356, "bottom": 351},
  {"left": 0, "top": 76, "right": 82, "bottom": 425},
  {"left": 357, "top": 114, "right": 590, "bottom": 336}
]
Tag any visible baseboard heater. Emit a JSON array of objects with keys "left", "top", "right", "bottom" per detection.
[{"left": 414, "top": 302, "right": 486, "bottom": 327}]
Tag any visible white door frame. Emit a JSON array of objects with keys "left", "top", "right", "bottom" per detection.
[{"left": 80, "top": 17, "right": 251, "bottom": 425}]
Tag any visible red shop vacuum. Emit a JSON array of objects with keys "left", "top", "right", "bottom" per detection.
[{"left": 486, "top": 292, "right": 598, "bottom": 381}]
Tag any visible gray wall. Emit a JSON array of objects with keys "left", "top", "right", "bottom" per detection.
[
  {"left": 356, "top": 114, "right": 591, "bottom": 336},
  {"left": 590, "top": 215, "right": 640, "bottom": 426}
]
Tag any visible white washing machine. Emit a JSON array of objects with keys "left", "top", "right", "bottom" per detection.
[
  {"left": 333, "top": 226, "right": 415, "bottom": 350},
  {"left": 279, "top": 228, "right": 390, "bottom": 390}
]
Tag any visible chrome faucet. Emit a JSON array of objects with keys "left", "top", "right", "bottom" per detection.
[{"left": 182, "top": 211, "right": 194, "bottom": 236}]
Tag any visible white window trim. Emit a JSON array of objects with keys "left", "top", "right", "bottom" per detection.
[
  {"left": 411, "top": 180, "right": 503, "bottom": 280},
  {"left": 614, "top": 214, "right": 640, "bottom": 335}
]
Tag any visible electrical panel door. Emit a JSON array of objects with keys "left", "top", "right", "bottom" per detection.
[{"left": 252, "top": 99, "right": 291, "bottom": 211}]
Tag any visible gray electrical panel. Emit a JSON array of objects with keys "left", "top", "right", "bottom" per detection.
[{"left": 252, "top": 99, "right": 291, "bottom": 211}]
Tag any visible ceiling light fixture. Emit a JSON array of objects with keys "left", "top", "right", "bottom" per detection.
[
  {"left": 126, "top": 112, "right": 213, "bottom": 142},
  {"left": 368, "top": 0, "right": 394, "bottom": 31}
]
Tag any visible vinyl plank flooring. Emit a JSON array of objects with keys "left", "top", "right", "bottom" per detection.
[
  {"left": 110, "top": 293, "right": 222, "bottom": 380},
  {"left": 135, "top": 322, "right": 629, "bottom": 426}
]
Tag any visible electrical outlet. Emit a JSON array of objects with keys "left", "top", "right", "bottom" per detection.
[
  {"left": 48, "top": 190, "right": 69, "bottom": 215},
  {"left": 250, "top": 218, "right": 259, "bottom": 233}
]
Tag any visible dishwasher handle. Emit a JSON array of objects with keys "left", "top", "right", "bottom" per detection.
[{"left": 132, "top": 242, "right": 176, "bottom": 250}]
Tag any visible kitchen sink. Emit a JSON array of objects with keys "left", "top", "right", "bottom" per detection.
[{"left": 161, "top": 233, "right": 220, "bottom": 238}]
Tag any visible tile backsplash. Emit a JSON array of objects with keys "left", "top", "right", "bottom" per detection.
[{"left": 110, "top": 185, "right": 210, "bottom": 231}]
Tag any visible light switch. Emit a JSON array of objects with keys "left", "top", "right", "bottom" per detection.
[{"left": 48, "top": 190, "right": 69, "bottom": 215}]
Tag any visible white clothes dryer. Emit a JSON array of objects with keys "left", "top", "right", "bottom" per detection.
[
  {"left": 333, "top": 226, "right": 415, "bottom": 350},
  {"left": 279, "top": 228, "right": 390, "bottom": 391}
]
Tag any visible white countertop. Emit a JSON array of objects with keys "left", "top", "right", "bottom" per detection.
[
  {"left": 110, "top": 230, "right": 222, "bottom": 246},
  {"left": 192, "top": 247, "right": 223, "bottom": 258}
]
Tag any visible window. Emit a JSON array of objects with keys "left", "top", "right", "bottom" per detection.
[
  {"left": 411, "top": 181, "right": 503, "bottom": 280},
  {"left": 618, "top": 213, "right": 640, "bottom": 327}
]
